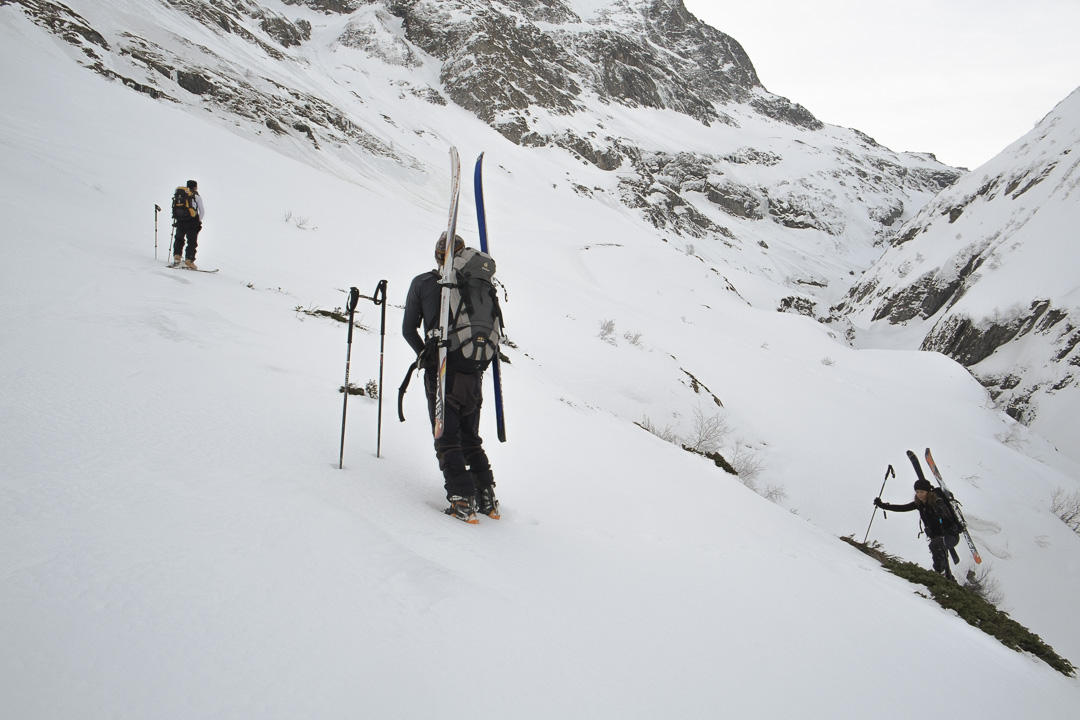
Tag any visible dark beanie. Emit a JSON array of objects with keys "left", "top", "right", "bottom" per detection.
[
  {"left": 914, "top": 479, "right": 933, "bottom": 492},
  {"left": 186, "top": 179, "right": 198, "bottom": 189}
]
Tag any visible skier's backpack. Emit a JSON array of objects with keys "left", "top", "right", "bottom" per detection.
[
  {"left": 445, "top": 247, "right": 502, "bottom": 373},
  {"left": 934, "top": 487, "right": 966, "bottom": 533},
  {"left": 172, "top": 186, "right": 196, "bottom": 222}
]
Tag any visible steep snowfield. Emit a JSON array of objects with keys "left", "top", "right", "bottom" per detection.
[{"left": 2, "top": 6, "right": 1080, "bottom": 718}]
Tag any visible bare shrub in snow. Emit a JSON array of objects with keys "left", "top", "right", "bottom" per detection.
[
  {"left": 995, "top": 424, "right": 1027, "bottom": 449},
  {"left": 1050, "top": 488, "right": 1080, "bottom": 535},
  {"left": 730, "top": 438, "right": 765, "bottom": 486},
  {"left": 598, "top": 319, "right": 617, "bottom": 345},
  {"left": 638, "top": 415, "right": 678, "bottom": 444},
  {"left": 683, "top": 407, "right": 730, "bottom": 453},
  {"left": 964, "top": 565, "right": 1005, "bottom": 606}
]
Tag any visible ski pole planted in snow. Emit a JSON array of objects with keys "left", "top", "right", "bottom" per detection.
[
  {"left": 338, "top": 286, "right": 361, "bottom": 469},
  {"left": 373, "top": 279, "right": 388, "bottom": 458},
  {"left": 154, "top": 204, "right": 161, "bottom": 260},
  {"left": 864, "top": 464, "right": 895, "bottom": 543}
]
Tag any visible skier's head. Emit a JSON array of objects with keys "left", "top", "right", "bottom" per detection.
[
  {"left": 186, "top": 179, "right": 198, "bottom": 190},
  {"left": 435, "top": 232, "right": 465, "bottom": 266},
  {"left": 913, "top": 478, "right": 933, "bottom": 499}
]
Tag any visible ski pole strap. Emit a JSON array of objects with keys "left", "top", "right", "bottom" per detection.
[{"left": 397, "top": 359, "right": 418, "bottom": 422}]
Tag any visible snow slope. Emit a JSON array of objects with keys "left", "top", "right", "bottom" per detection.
[{"left": 2, "top": 5, "right": 1080, "bottom": 718}]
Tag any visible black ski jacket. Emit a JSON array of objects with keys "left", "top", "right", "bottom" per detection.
[
  {"left": 878, "top": 493, "right": 960, "bottom": 538},
  {"left": 403, "top": 270, "right": 441, "bottom": 359}
]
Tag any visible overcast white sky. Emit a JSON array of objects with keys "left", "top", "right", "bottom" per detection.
[{"left": 682, "top": 0, "right": 1080, "bottom": 170}]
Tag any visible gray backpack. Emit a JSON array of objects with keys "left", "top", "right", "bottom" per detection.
[{"left": 446, "top": 248, "right": 503, "bottom": 373}]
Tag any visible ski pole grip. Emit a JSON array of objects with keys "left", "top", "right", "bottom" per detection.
[
  {"left": 373, "top": 279, "right": 387, "bottom": 306},
  {"left": 345, "top": 287, "right": 359, "bottom": 344}
]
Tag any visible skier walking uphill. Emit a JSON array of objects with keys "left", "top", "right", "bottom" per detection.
[
  {"left": 403, "top": 232, "right": 498, "bottom": 524},
  {"left": 172, "top": 179, "right": 205, "bottom": 269},
  {"left": 875, "top": 479, "right": 961, "bottom": 580}
]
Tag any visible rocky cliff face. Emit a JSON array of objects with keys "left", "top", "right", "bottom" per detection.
[
  {"left": 380, "top": 0, "right": 818, "bottom": 149},
  {"left": 836, "top": 88, "right": 1080, "bottom": 448}
]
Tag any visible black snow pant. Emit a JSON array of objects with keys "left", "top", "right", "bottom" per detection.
[
  {"left": 172, "top": 222, "right": 201, "bottom": 260},
  {"left": 929, "top": 534, "right": 960, "bottom": 577},
  {"left": 424, "top": 366, "right": 494, "bottom": 500}
]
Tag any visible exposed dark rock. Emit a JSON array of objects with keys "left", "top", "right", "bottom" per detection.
[
  {"left": 706, "top": 179, "right": 764, "bottom": 220},
  {"left": 175, "top": 69, "right": 215, "bottom": 96},
  {"left": 766, "top": 192, "right": 844, "bottom": 235},
  {"left": 724, "top": 147, "right": 781, "bottom": 166},
  {"left": 750, "top": 95, "right": 823, "bottom": 130},
  {"left": 680, "top": 368, "right": 724, "bottom": 407},
  {"left": 778, "top": 296, "right": 816, "bottom": 317},
  {"left": 1011, "top": 163, "right": 1056, "bottom": 199},
  {"left": 6, "top": 0, "right": 109, "bottom": 50},
  {"left": 549, "top": 132, "right": 633, "bottom": 171},
  {"left": 868, "top": 199, "right": 904, "bottom": 227},
  {"left": 281, "top": 0, "right": 364, "bottom": 12},
  {"left": 261, "top": 15, "right": 311, "bottom": 47},
  {"left": 921, "top": 300, "right": 1053, "bottom": 366},
  {"left": 909, "top": 167, "right": 964, "bottom": 192},
  {"left": 869, "top": 272, "right": 963, "bottom": 324}
]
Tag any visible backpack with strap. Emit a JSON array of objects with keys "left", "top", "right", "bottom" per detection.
[
  {"left": 933, "top": 487, "right": 965, "bottom": 533},
  {"left": 445, "top": 247, "right": 502, "bottom": 373},
  {"left": 172, "top": 186, "right": 197, "bottom": 222}
]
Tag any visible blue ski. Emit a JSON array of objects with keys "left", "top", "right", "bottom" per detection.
[{"left": 474, "top": 152, "right": 506, "bottom": 442}]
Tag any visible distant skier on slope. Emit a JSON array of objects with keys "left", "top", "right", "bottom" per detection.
[
  {"left": 874, "top": 478, "right": 961, "bottom": 580},
  {"left": 171, "top": 179, "right": 206, "bottom": 269},
  {"left": 402, "top": 232, "right": 500, "bottom": 524}
]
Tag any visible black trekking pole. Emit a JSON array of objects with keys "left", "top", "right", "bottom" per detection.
[
  {"left": 154, "top": 204, "right": 161, "bottom": 260},
  {"left": 338, "top": 286, "right": 361, "bottom": 469},
  {"left": 372, "top": 279, "right": 388, "bottom": 458},
  {"left": 863, "top": 464, "right": 895, "bottom": 543}
]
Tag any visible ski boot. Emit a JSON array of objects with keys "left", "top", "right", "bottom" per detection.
[
  {"left": 476, "top": 485, "right": 500, "bottom": 519},
  {"left": 444, "top": 495, "right": 479, "bottom": 524}
]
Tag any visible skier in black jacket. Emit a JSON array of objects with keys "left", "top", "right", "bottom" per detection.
[
  {"left": 402, "top": 232, "right": 497, "bottom": 524},
  {"left": 172, "top": 179, "right": 205, "bottom": 269},
  {"left": 875, "top": 478, "right": 961, "bottom": 580}
]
